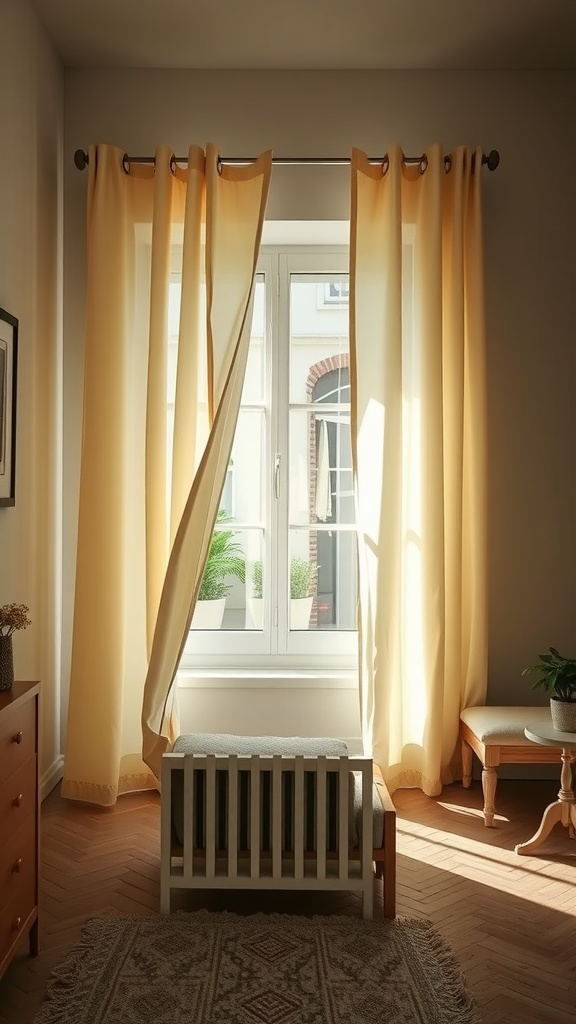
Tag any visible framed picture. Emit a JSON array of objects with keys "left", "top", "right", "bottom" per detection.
[{"left": 0, "top": 307, "right": 18, "bottom": 507}]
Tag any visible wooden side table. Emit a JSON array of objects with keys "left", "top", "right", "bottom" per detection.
[{"left": 515, "top": 717, "right": 576, "bottom": 855}]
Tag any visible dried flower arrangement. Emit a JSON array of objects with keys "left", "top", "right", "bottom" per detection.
[{"left": 0, "top": 603, "right": 32, "bottom": 637}]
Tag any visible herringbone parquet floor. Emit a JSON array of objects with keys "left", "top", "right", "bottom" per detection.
[{"left": 0, "top": 777, "right": 575, "bottom": 1023}]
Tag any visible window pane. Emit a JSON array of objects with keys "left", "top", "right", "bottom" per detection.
[
  {"left": 240, "top": 277, "right": 266, "bottom": 404},
  {"left": 288, "top": 409, "right": 353, "bottom": 525},
  {"left": 229, "top": 408, "right": 265, "bottom": 523},
  {"left": 289, "top": 529, "right": 357, "bottom": 632},
  {"left": 191, "top": 526, "right": 265, "bottom": 632},
  {"left": 289, "top": 275, "right": 348, "bottom": 406},
  {"left": 287, "top": 271, "right": 356, "bottom": 632}
]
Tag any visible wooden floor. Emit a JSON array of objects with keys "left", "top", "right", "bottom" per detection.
[{"left": 0, "top": 777, "right": 575, "bottom": 1023}]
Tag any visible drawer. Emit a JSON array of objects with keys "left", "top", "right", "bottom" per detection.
[
  {"left": 0, "top": 861, "right": 36, "bottom": 971},
  {"left": 0, "top": 756, "right": 36, "bottom": 834},
  {"left": 0, "top": 812, "right": 36, "bottom": 912},
  {"left": 0, "top": 698, "right": 36, "bottom": 780}
]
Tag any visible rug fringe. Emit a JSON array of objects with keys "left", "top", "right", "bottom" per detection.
[
  {"left": 34, "top": 917, "right": 120, "bottom": 1023},
  {"left": 398, "top": 917, "right": 482, "bottom": 1024}
]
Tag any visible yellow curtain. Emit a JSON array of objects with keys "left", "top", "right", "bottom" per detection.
[
  {"left": 350, "top": 144, "right": 488, "bottom": 797},
  {"left": 62, "top": 144, "right": 271, "bottom": 805}
]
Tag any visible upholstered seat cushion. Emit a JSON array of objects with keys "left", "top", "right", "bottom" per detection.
[
  {"left": 171, "top": 733, "right": 384, "bottom": 848},
  {"left": 173, "top": 733, "right": 348, "bottom": 758},
  {"left": 460, "top": 705, "right": 551, "bottom": 745}
]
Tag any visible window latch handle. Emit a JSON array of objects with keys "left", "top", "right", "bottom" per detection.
[{"left": 274, "top": 452, "right": 281, "bottom": 500}]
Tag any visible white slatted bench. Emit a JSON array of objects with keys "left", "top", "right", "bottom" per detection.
[
  {"left": 161, "top": 734, "right": 396, "bottom": 920},
  {"left": 460, "top": 706, "right": 560, "bottom": 826}
]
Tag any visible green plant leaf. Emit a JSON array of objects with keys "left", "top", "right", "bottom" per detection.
[
  {"left": 250, "top": 556, "right": 320, "bottom": 599},
  {"left": 523, "top": 647, "right": 576, "bottom": 702},
  {"left": 198, "top": 509, "right": 245, "bottom": 601},
  {"left": 290, "top": 556, "right": 319, "bottom": 599}
]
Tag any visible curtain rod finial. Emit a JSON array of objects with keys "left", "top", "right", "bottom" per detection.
[
  {"left": 74, "top": 149, "right": 88, "bottom": 170},
  {"left": 484, "top": 149, "right": 500, "bottom": 171}
]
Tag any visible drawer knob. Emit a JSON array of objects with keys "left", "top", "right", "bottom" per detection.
[
  {"left": 12, "top": 917, "right": 22, "bottom": 932},
  {"left": 13, "top": 793, "right": 23, "bottom": 808},
  {"left": 13, "top": 858, "right": 22, "bottom": 873},
  {"left": 12, "top": 731, "right": 23, "bottom": 745}
]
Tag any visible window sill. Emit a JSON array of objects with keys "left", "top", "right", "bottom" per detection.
[{"left": 176, "top": 669, "right": 358, "bottom": 690}]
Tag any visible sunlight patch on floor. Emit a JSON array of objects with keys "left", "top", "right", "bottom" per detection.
[{"left": 436, "top": 800, "right": 510, "bottom": 823}]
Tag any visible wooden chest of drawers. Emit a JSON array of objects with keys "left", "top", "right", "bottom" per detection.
[{"left": 0, "top": 681, "right": 39, "bottom": 979}]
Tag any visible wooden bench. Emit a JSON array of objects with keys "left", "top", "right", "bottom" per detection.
[
  {"left": 162, "top": 734, "right": 397, "bottom": 919},
  {"left": 460, "top": 706, "right": 559, "bottom": 826}
]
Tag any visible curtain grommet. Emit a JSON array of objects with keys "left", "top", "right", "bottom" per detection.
[
  {"left": 418, "top": 155, "right": 428, "bottom": 175},
  {"left": 122, "top": 153, "right": 130, "bottom": 175},
  {"left": 217, "top": 155, "right": 223, "bottom": 175},
  {"left": 444, "top": 156, "right": 452, "bottom": 174},
  {"left": 381, "top": 154, "right": 389, "bottom": 176},
  {"left": 170, "top": 155, "right": 177, "bottom": 174}
]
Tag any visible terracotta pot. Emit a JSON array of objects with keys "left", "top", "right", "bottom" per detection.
[
  {"left": 550, "top": 696, "right": 576, "bottom": 733},
  {"left": 0, "top": 634, "right": 14, "bottom": 691}
]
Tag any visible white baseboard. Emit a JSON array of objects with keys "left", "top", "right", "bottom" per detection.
[{"left": 40, "top": 756, "right": 64, "bottom": 802}]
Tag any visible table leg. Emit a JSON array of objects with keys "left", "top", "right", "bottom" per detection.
[
  {"left": 461, "top": 740, "right": 473, "bottom": 790},
  {"left": 516, "top": 749, "right": 576, "bottom": 855},
  {"left": 563, "top": 800, "right": 576, "bottom": 839},
  {"left": 482, "top": 766, "right": 497, "bottom": 828},
  {"left": 515, "top": 801, "right": 564, "bottom": 854}
]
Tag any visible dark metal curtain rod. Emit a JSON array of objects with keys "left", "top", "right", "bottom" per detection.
[{"left": 73, "top": 148, "right": 500, "bottom": 172}]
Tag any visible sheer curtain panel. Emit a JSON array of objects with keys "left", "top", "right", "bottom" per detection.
[
  {"left": 350, "top": 144, "right": 488, "bottom": 796},
  {"left": 62, "top": 144, "right": 271, "bottom": 805}
]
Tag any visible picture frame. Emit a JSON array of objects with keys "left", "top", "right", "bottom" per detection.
[{"left": 0, "top": 307, "right": 18, "bottom": 507}]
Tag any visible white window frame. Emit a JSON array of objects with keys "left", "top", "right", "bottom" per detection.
[{"left": 179, "top": 245, "right": 357, "bottom": 678}]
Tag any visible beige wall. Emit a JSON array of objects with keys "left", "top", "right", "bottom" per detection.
[
  {"left": 62, "top": 68, "right": 573, "bottom": 724},
  {"left": 62, "top": 69, "right": 575, "bottom": 743},
  {"left": 0, "top": 0, "right": 63, "bottom": 792},
  {"left": 0, "top": 24, "right": 572, "bottom": 789}
]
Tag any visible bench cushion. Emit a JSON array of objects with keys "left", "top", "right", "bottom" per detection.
[
  {"left": 173, "top": 733, "right": 348, "bottom": 758},
  {"left": 460, "top": 705, "right": 551, "bottom": 745}
]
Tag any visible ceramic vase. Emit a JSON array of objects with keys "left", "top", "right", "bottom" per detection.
[
  {"left": 0, "top": 634, "right": 14, "bottom": 691},
  {"left": 550, "top": 696, "right": 576, "bottom": 733}
]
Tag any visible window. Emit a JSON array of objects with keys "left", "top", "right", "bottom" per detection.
[
  {"left": 178, "top": 246, "right": 357, "bottom": 675},
  {"left": 317, "top": 279, "right": 350, "bottom": 308}
]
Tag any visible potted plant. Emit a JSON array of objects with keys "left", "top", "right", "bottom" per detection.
[
  {"left": 0, "top": 603, "right": 31, "bottom": 691},
  {"left": 191, "top": 510, "right": 245, "bottom": 630},
  {"left": 246, "top": 556, "right": 319, "bottom": 630},
  {"left": 522, "top": 647, "right": 576, "bottom": 732},
  {"left": 290, "top": 555, "right": 319, "bottom": 629}
]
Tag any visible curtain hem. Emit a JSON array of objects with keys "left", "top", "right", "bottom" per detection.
[
  {"left": 60, "top": 769, "right": 158, "bottom": 806},
  {"left": 378, "top": 764, "right": 459, "bottom": 798}
]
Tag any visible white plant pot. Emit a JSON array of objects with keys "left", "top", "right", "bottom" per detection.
[
  {"left": 191, "top": 598, "right": 226, "bottom": 630},
  {"left": 290, "top": 596, "right": 313, "bottom": 630},
  {"left": 550, "top": 696, "right": 576, "bottom": 732}
]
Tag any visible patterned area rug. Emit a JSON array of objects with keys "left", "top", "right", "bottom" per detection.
[{"left": 34, "top": 911, "right": 481, "bottom": 1024}]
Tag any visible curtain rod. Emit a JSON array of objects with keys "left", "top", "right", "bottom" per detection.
[{"left": 73, "top": 148, "right": 500, "bottom": 172}]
